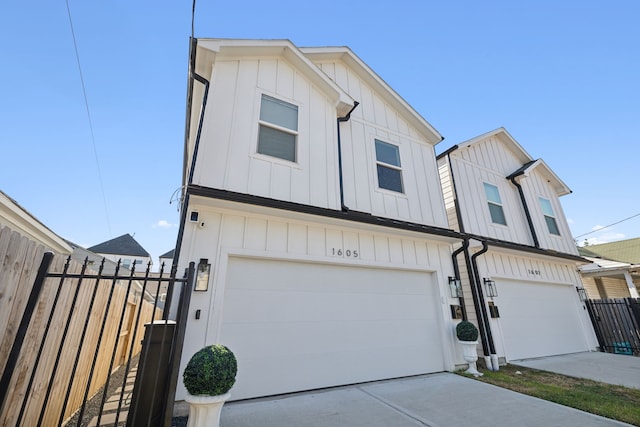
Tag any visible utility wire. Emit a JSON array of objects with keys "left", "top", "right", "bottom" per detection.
[
  {"left": 573, "top": 212, "right": 640, "bottom": 239},
  {"left": 65, "top": 0, "right": 112, "bottom": 236}
]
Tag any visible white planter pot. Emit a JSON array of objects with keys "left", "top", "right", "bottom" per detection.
[
  {"left": 185, "top": 392, "right": 230, "bottom": 427},
  {"left": 458, "top": 340, "right": 483, "bottom": 377}
]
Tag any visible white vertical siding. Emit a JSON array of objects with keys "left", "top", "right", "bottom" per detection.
[
  {"left": 519, "top": 168, "right": 578, "bottom": 254},
  {"left": 193, "top": 57, "right": 341, "bottom": 210},
  {"left": 317, "top": 60, "right": 448, "bottom": 228},
  {"left": 450, "top": 151, "right": 532, "bottom": 244}
]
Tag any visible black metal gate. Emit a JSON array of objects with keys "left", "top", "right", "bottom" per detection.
[
  {"left": 0, "top": 253, "right": 194, "bottom": 426},
  {"left": 585, "top": 298, "right": 640, "bottom": 356}
]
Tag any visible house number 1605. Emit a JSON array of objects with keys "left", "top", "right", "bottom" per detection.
[{"left": 331, "top": 248, "right": 359, "bottom": 258}]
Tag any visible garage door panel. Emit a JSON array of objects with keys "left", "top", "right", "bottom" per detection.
[
  {"left": 223, "top": 289, "right": 438, "bottom": 323},
  {"left": 219, "top": 257, "right": 445, "bottom": 400},
  {"left": 498, "top": 280, "right": 588, "bottom": 360}
]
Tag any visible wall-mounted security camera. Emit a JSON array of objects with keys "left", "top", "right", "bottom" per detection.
[{"left": 189, "top": 211, "right": 199, "bottom": 222}]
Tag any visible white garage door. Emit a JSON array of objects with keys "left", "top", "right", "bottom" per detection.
[
  {"left": 497, "top": 280, "right": 589, "bottom": 361},
  {"left": 219, "top": 257, "right": 446, "bottom": 400}
]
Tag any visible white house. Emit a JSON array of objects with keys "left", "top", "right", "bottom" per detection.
[
  {"left": 175, "top": 39, "right": 467, "bottom": 401},
  {"left": 437, "top": 128, "right": 598, "bottom": 366}
]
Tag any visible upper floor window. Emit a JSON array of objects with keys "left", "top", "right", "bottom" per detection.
[
  {"left": 257, "top": 94, "right": 298, "bottom": 162},
  {"left": 483, "top": 183, "right": 507, "bottom": 225},
  {"left": 539, "top": 197, "right": 560, "bottom": 235},
  {"left": 375, "top": 139, "right": 404, "bottom": 193}
]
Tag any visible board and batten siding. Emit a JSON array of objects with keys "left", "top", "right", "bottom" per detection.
[
  {"left": 176, "top": 200, "right": 459, "bottom": 400},
  {"left": 315, "top": 60, "right": 449, "bottom": 228},
  {"left": 478, "top": 249, "right": 583, "bottom": 286},
  {"left": 517, "top": 167, "right": 578, "bottom": 254},
  {"left": 193, "top": 57, "right": 341, "bottom": 210},
  {"left": 450, "top": 153, "right": 533, "bottom": 244}
]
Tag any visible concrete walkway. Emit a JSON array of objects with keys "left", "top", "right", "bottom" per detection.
[
  {"left": 220, "top": 372, "right": 631, "bottom": 426},
  {"left": 511, "top": 351, "right": 640, "bottom": 390}
]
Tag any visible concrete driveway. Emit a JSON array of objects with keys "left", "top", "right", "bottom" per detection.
[
  {"left": 511, "top": 351, "right": 640, "bottom": 390},
  {"left": 220, "top": 372, "right": 631, "bottom": 426}
]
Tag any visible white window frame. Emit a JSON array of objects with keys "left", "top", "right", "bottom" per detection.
[
  {"left": 374, "top": 139, "right": 404, "bottom": 193},
  {"left": 256, "top": 94, "right": 299, "bottom": 163},
  {"left": 483, "top": 182, "right": 507, "bottom": 226},
  {"left": 538, "top": 197, "right": 561, "bottom": 236}
]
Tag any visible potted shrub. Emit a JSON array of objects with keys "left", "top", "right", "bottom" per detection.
[
  {"left": 455, "top": 321, "right": 482, "bottom": 377},
  {"left": 183, "top": 344, "right": 238, "bottom": 427}
]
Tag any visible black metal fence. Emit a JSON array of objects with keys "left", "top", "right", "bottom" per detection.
[
  {"left": 585, "top": 298, "right": 640, "bottom": 356},
  {"left": 0, "top": 253, "right": 194, "bottom": 426}
]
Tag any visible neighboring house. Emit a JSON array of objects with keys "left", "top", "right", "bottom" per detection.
[
  {"left": 175, "top": 39, "right": 464, "bottom": 401},
  {"left": 87, "top": 233, "right": 152, "bottom": 272},
  {"left": 0, "top": 189, "right": 72, "bottom": 255},
  {"left": 159, "top": 249, "right": 175, "bottom": 270},
  {"left": 578, "top": 238, "right": 640, "bottom": 265},
  {"left": 437, "top": 128, "right": 598, "bottom": 364},
  {"left": 577, "top": 241, "right": 640, "bottom": 298}
]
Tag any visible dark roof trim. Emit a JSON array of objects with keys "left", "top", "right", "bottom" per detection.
[
  {"left": 186, "top": 185, "right": 587, "bottom": 263},
  {"left": 187, "top": 185, "right": 464, "bottom": 240},
  {"left": 506, "top": 160, "right": 537, "bottom": 180},
  {"left": 435, "top": 144, "right": 459, "bottom": 161},
  {"left": 468, "top": 233, "right": 588, "bottom": 263}
]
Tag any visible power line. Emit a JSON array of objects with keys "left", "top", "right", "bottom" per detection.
[
  {"left": 65, "top": 0, "right": 112, "bottom": 236},
  {"left": 573, "top": 212, "right": 640, "bottom": 239}
]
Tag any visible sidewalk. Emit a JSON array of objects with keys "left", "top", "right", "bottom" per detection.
[{"left": 511, "top": 351, "right": 640, "bottom": 389}]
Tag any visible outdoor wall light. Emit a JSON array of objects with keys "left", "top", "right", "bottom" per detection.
[
  {"left": 448, "top": 276, "right": 463, "bottom": 298},
  {"left": 483, "top": 278, "right": 498, "bottom": 298},
  {"left": 576, "top": 286, "right": 588, "bottom": 302},
  {"left": 195, "top": 258, "right": 211, "bottom": 291}
]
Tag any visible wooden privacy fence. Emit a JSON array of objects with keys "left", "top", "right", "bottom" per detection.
[
  {"left": 585, "top": 298, "right": 640, "bottom": 356},
  {"left": 0, "top": 226, "right": 179, "bottom": 426}
]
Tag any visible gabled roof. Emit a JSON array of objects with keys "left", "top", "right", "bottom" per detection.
[
  {"left": 507, "top": 158, "right": 572, "bottom": 196},
  {"left": 160, "top": 249, "right": 175, "bottom": 259},
  {"left": 88, "top": 233, "right": 150, "bottom": 257},
  {"left": 195, "top": 39, "right": 355, "bottom": 117},
  {"left": 578, "top": 238, "right": 640, "bottom": 264},
  {"left": 441, "top": 127, "right": 571, "bottom": 196},
  {"left": 301, "top": 46, "right": 443, "bottom": 145},
  {"left": 456, "top": 127, "right": 533, "bottom": 164}
]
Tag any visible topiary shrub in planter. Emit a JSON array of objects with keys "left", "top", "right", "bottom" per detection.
[
  {"left": 456, "top": 320, "right": 479, "bottom": 342},
  {"left": 455, "top": 321, "right": 482, "bottom": 377},
  {"left": 183, "top": 344, "right": 237, "bottom": 396},
  {"left": 183, "top": 344, "right": 237, "bottom": 427}
]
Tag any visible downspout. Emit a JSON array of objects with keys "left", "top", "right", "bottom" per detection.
[
  {"left": 508, "top": 174, "right": 539, "bottom": 248},
  {"left": 451, "top": 239, "right": 469, "bottom": 321},
  {"left": 336, "top": 101, "right": 360, "bottom": 211},
  {"left": 469, "top": 241, "right": 499, "bottom": 371},
  {"left": 166, "top": 37, "right": 210, "bottom": 318},
  {"left": 462, "top": 244, "right": 490, "bottom": 360}
]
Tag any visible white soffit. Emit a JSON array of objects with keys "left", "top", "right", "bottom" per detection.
[{"left": 196, "top": 39, "right": 355, "bottom": 117}]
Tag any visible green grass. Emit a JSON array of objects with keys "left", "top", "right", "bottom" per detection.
[{"left": 460, "top": 364, "right": 640, "bottom": 426}]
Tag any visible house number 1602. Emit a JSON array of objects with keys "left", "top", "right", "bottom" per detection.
[{"left": 331, "top": 248, "right": 358, "bottom": 258}]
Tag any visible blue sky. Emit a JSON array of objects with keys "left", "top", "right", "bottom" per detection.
[{"left": 1, "top": 1, "right": 638, "bottom": 265}]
